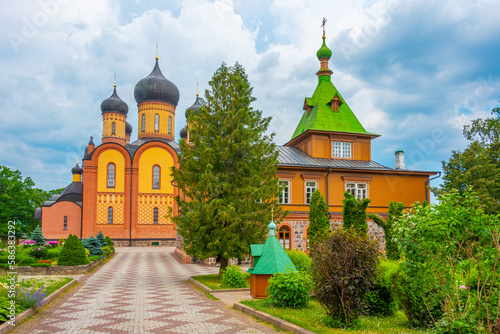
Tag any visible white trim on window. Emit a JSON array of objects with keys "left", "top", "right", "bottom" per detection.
[
  {"left": 346, "top": 182, "right": 368, "bottom": 199},
  {"left": 332, "top": 141, "right": 352, "bottom": 158},
  {"left": 278, "top": 180, "right": 290, "bottom": 204},
  {"left": 305, "top": 181, "right": 317, "bottom": 204}
]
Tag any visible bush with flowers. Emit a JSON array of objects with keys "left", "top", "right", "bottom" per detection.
[
  {"left": 46, "top": 241, "right": 59, "bottom": 248},
  {"left": 22, "top": 240, "right": 36, "bottom": 248},
  {"left": 30, "top": 247, "right": 48, "bottom": 260}
]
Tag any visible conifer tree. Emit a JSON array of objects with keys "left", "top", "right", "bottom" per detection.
[
  {"left": 308, "top": 190, "right": 330, "bottom": 246},
  {"left": 342, "top": 191, "right": 371, "bottom": 235},
  {"left": 58, "top": 234, "right": 88, "bottom": 266},
  {"left": 30, "top": 225, "right": 46, "bottom": 245},
  {"left": 82, "top": 235, "right": 104, "bottom": 256},
  {"left": 171, "top": 62, "right": 284, "bottom": 274},
  {"left": 368, "top": 201, "right": 404, "bottom": 260},
  {"left": 96, "top": 231, "right": 106, "bottom": 248}
]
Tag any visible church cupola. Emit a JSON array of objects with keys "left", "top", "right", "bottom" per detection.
[
  {"left": 316, "top": 20, "right": 333, "bottom": 78},
  {"left": 125, "top": 121, "right": 132, "bottom": 143},
  {"left": 71, "top": 162, "right": 84, "bottom": 183},
  {"left": 101, "top": 82, "right": 128, "bottom": 145},
  {"left": 134, "top": 49, "right": 179, "bottom": 141},
  {"left": 181, "top": 89, "right": 202, "bottom": 144}
]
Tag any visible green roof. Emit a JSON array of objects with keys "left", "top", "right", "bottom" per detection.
[
  {"left": 291, "top": 75, "right": 379, "bottom": 140},
  {"left": 248, "top": 222, "right": 296, "bottom": 275}
]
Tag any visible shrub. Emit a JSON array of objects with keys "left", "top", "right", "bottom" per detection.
[
  {"left": 368, "top": 201, "right": 404, "bottom": 261},
  {"left": 267, "top": 268, "right": 311, "bottom": 308},
  {"left": 58, "top": 234, "right": 89, "bottom": 266},
  {"left": 285, "top": 250, "right": 311, "bottom": 274},
  {"left": 18, "top": 257, "right": 37, "bottom": 266},
  {"left": 102, "top": 246, "right": 114, "bottom": 255},
  {"left": 31, "top": 263, "right": 51, "bottom": 267},
  {"left": 311, "top": 227, "right": 378, "bottom": 327},
  {"left": 17, "top": 286, "right": 47, "bottom": 308},
  {"left": 105, "top": 236, "right": 113, "bottom": 247},
  {"left": 88, "top": 255, "right": 101, "bottom": 262},
  {"left": 96, "top": 231, "right": 106, "bottom": 248},
  {"left": 22, "top": 240, "right": 36, "bottom": 248},
  {"left": 365, "top": 259, "right": 397, "bottom": 317},
  {"left": 221, "top": 265, "right": 248, "bottom": 288},
  {"left": 308, "top": 190, "right": 330, "bottom": 246},
  {"left": 58, "top": 237, "right": 64, "bottom": 247},
  {"left": 342, "top": 191, "right": 370, "bottom": 235},
  {"left": 82, "top": 235, "right": 104, "bottom": 256},
  {"left": 46, "top": 241, "right": 59, "bottom": 248},
  {"left": 30, "top": 226, "right": 46, "bottom": 246},
  {"left": 46, "top": 247, "right": 61, "bottom": 260},
  {"left": 30, "top": 247, "right": 48, "bottom": 260}
]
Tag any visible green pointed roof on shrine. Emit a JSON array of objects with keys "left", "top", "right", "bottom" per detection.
[
  {"left": 248, "top": 221, "right": 296, "bottom": 275},
  {"left": 291, "top": 37, "right": 379, "bottom": 140}
]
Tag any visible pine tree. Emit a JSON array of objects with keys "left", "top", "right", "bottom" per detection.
[
  {"left": 82, "top": 235, "right": 104, "bottom": 256},
  {"left": 308, "top": 190, "right": 330, "bottom": 246},
  {"left": 58, "top": 234, "right": 88, "bottom": 266},
  {"left": 30, "top": 225, "right": 46, "bottom": 245},
  {"left": 368, "top": 201, "right": 404, "bottom": 260},
  {"left": 96, "top": 231, "right": 106, "bottom": 248},
  {"left": 171, "top": 62, "right": 284, "bottom": 274},
  {"left": 342, "top": 191, "right": 371, "bottom": 235}
]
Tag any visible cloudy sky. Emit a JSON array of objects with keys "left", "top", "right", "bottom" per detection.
[{"left": 1, "top": 0, "right": 499, "bottom": 193}]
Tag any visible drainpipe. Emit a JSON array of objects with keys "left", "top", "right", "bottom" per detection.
[
  {"left": 425, "top": 172, "right": 441, "bottom": 203},
  {"left": 326, "top": 168, "right": 332, "bottom": 219},
  {"left": 129, "top": 167, "right": 133, "bottom": 247}
]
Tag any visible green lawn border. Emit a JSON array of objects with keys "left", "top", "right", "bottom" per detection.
[{"left": 188, "top": 276, "right": 250, "bottom": 293}]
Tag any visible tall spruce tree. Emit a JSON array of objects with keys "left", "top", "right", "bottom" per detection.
[
  {"left": 308, "top": 190, "right": 330, "bottom": 246},
  {"left": 171, "top": 63, "right": 284, "bottom": 274},
  {"left": 342, "top": 191, "right": 371, "bottom": 235},
  {"left": 30, "top": 225, "right": 46, "bottom": 245}
]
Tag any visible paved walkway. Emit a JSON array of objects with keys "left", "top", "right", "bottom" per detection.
[{"left": 11, "top": 247, "right": 278, "bottom": 334}]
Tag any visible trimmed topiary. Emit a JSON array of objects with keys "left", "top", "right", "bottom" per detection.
[
  {"left": 30, "top": 226, "right": 46, "bottom": 246},
  {"left": 82, "top": 235, "right": 104, "bottom": 256},
  {"left": 96, "top": 231, "right": 106, "bottom": 248},
  {"left": 308, "top": 190, "right": 330, "bottom": 246},
  {"left": 58, "top": 234, "right": 89, "bottom": 266}
]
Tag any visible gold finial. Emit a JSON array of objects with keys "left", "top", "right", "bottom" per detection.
[
  {"left": 155, "top": 43, "right": 159, "bottom": 60},
  {"left": 321, "top": 17, "right": 327, "bottom": 39},
  {"left": 113, "top": 72, "right": 116, "bottom": 87},
  {"left": 76, "top": 158, "right": 79, "bottom": 165},
  {"left": 196, "top": 82, "right": 199, "bottom": 96}
]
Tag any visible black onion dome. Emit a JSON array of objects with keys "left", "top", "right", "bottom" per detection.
[
  {"left": 71, "top": 163, "right": 83, "bottom": 175},
  {"left": 101, "top": 87, "right": 129, "bottom": 115},
  {"left": 134, "top": 59, "right": 180, "bottom": 106},
  {"left": 126, "top": 121, "right": 132, "bottom": 134},
  {"left": 180, "top": 127, "right": 187, "bottom": 139},
  {"left": 185, "top": 96, "right": 202, "bottom": 118}
]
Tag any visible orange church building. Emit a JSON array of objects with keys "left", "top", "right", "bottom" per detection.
[{"left": 36, "top": 31, "right": 437, "bottom": 250}]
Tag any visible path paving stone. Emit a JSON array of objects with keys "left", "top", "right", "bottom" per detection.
[{"left": 11, "top": 247, "right": 279, "bottom": 334}]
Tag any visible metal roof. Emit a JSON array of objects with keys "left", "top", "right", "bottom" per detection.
[{"left": 277, "top": 146, "right": 437, "bottom": 174}]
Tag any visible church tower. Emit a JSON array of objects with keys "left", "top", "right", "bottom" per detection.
[
  {"left": 180, "top": 89, "right": 202, "bottom": 143},
  {"left": 101, "top": 84, "right": 129, "bottom": 145},
  {"left": 134, "top": 54, "right": 179, "bottom": 141}
]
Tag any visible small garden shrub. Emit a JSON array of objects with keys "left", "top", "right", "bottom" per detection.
[
  {"left": 221, "top": 265, "right": 248, "bottom": 288},
  {"left": 285, "top": 250, "right": 311, "bottom": 274},
  {"left": 96, "top": 231, "right": 106, "bottom": 248},
  {"left": 58, "top": 237, "right": 64, "bottom": 247},
  {"left": 311, "top": 227, "right": 378, "bottom": 327},
  {"left": 105, "top": 236, "right": 113, "bottom": 247},
  {"left": 365, "top": 259, "right": 397, "bottom": 317},
  {"left": 18, "top": 257, "right": 37, "bottom": 266},
  {"left": 102, "top": 246, "right": 114, "bottom": 255},
  {"left": 30, "top": 247, "right": 48, "bottom": 260},
  {"left": 82, "top": 235, "right": 104, "bottom": 256},
  {"left": 30, "top": 226, "right": 46, "bottom": 246},
  {"left": 31, "top": 263, "right": 51, "bottom": 267},
  {"left": 88, "top": 255, "right": 101, "bottom": 262},
  {"left": 46, "top": 241, "right": 59, "bottom": 248},
  {"left": 58, "top": 234, "right": 89, "bottom": 266},
  {"left": 16, "top": 286, "right": 47, "bottom": 309},
  {"left": 46, "top": 248, "right": 61, "bottom": 260},
  {"left": 267, "top": 268, "right": 311, "bottom": 308}
]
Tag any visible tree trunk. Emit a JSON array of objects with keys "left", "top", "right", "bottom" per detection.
[
  {"left": 219, "top": 256, "right": 228, "bottom": 276},
  {"left": 493, "top": 318, "right": 500, "bottom": 334}
]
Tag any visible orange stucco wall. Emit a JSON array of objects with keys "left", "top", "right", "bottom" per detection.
[
  {"left": 41, "top": 201, "right": 82, "bottom": 240},
  {"left": 293, "top": 133, "right": 372, "bottom": 160}
]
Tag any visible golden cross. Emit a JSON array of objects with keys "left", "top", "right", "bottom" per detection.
[
  {"left": 114, "top": 72, "right": 116, "bottom": 87},
  {"left": 321, "top": 17, "right": 327, "bottom": 37},
  {"left": 156, "top": 43, "right": 159, "bottom": 60},
  {"left": 196, "top": 82, "right": 199, "bottom": 96}
]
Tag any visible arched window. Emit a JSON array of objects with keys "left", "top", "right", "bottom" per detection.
[
  {"left": 277, "top": 225, "right": 291, "bottom": 250},
  {"left": 107, "top": 163, "right": 115, "bottom": 188},
  {"left": 142, "top": 114, "right": 146, "bottom": 132},
  {"left": 153, "top": 207, "right": 158, "bottom": 224},
  {"left": 63, "top": 216, "right": 67, "bottom": 230},
  {"left": 111, "top": 122, "right": 116, "bottom": 135},
  {"left": 168, "top": 116, "right": 172, "bottom": 134},
  {"left": 154, "top": 114, "right": 159, "bottom": 132},
  {"left": 108, "top": 207, "right": 113, "bottom": 224},
  {"left": 152, "top": 165, "right": 160, "bottom": 189}
]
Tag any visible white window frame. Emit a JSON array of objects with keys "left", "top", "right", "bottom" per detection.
[
  {"left": 305, "top": 181, "right": 317, "bottom": 204},
  {"left": 278, "top": 180, "right": 290, "bottom": 204},
  {"left": 332, "top": 141, "right": 352, "bottom": 158},
  {"left": 346, "top": 182, "right": 368, "bottom": 199},
  {"left": 107, "top": 163, "right": 115, "bottom": 188}
]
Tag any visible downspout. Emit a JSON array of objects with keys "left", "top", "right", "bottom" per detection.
[
  {"left": 129, "top": 166, "right": 133, "bottom": 247},
  {"left": 326, "top": 168, "right": 332, "bottom": 219},
  {"left": 425, "top": 171, "right": 441, "bottom": 203}
]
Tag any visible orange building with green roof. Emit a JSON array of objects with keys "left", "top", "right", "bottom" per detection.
[{"left": 272, "top": 32, "right": 438, "bottom": 252}]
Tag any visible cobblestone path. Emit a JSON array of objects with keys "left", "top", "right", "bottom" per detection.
[{"left": 12, "top": 247, "right": 277, "bottom": 334}]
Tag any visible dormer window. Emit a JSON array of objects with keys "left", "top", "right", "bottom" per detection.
[{"left": 329, "top": 94, "right": 343, "bottom": 112}]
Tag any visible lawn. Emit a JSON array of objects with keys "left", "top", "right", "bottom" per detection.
[
  {"left": 241, "top": 298, "right": 430, "bottom": 334},
  {"left": 191, "top": 274, "right": 250, "bottom": 290},
  {"left": 21, "top": 276, "right": 73, "bottom": 295}
]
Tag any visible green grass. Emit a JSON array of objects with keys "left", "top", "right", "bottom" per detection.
[
  {"left": 241, "top": 298, "right": 430, "bottom": 334},
  {"left": 22, "top": 276, "right": 73, "bottom": 295},
  {"left": 191, "top": 274, "right": 250, "bottom": 290}
]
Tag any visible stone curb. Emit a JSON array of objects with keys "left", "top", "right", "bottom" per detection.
[
  {"left": 188, "top": 277, "right": 250, "bottom": 293},
  {"left": 0, "top": 279, "right": 76, "bottom": 334},
  {"left": 234, "top": 302, "right": 316, "bottom": 334}
]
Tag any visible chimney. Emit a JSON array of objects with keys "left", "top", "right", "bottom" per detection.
[{"left": 395, "top": 150, "right": 405, "bottom": 169}]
